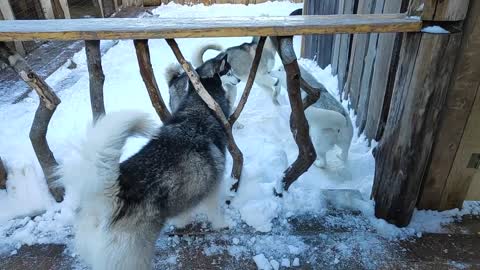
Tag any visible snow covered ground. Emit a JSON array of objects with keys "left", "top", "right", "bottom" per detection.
[{"left": 0, "top": 1, "right": 479, "bottom": 268}]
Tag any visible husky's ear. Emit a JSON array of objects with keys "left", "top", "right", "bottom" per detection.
[{"left": 218, "top": 54, "right": 230, "bottom": 76}]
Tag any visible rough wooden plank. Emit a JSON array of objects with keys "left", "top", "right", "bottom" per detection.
[
  {"left": 466, "top": 172, "right": 480, "bottom": 200},
  {"left": 356, "top": 0, "right": 385, "bottom": 134},
  {"left": 418, "top": 2, "right": 480, "bottom": 210},
  {"left": 372, "top": 32, "right": 462, "bottom": 227},
  {"left": 39, "top": 0, "right": 55, "bottom": 19},
  {"left": 440, "top": 86, "right": 480, "bottom": 209},
  {"left": 331, "top": 0, "right": 345, "bottom": 75},
  {"left": 433, "top": 0, "right": 470, "bottom": 21},
  {"left": 344, "top": 0, "right": 374, "bottom": 110},
  {"left": 337, "top": 0, "right": 355, "bottom": 94},
  {"left": 364, "top": 0, "right": 404, "bottom": 140},
  {"left": 0, "top": 14, "right": 422, "bottom": 41}
]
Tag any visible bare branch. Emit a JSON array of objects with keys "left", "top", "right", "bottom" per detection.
[
  {"left": 134, "top": 39, "right": 171, "bottom": 122},
  {"left": 85, "top": 40, "right": 106, "bottom": 122},
  {"left": 165, "top": 38, "right": 244, "bottom": 191},
  {"left": 229, "top": 36, "right": 266, "bottom": 125},
  {"left": 274, "top": 37, "right": 316, "bottom": 192},
  {"left": 0, "top": 42, "right": 64, "bottom": 202},
  {"left": 300, "top": 77, "right": 321, "bottom": 110},
  {"left": 0, "top": 157, "right": 6, "bottom": 190}
]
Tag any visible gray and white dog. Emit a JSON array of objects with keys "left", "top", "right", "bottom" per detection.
[
  {"left": 271, "top": 63, "right": 354, "bottom": 167},
  {"left": 166, "top": 52, "right": 240, "bottom": 112},
  {"left": 192, "top": 36, "right": 281, "bottom": 105},
  {"left": 58, "top": 55, "right": 231, "bottom": 270}
]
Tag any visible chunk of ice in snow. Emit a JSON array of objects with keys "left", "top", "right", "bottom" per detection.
[
  {"left": 270, "top": 259, "right": 280, "bottom": 270},
  {"left": 281, "top": 258, "right": 291, "bottom": 267},
  {"left": 253, "top": 254, "right": 272, "bottom": 270},
  {"left": 288, "top": 245, "right": 300, "bottom": 255},
  {"left": 232, "top": 237, "right": 240, "bottom": 245},
  {"left": 292, "top": 257, "right": 300, "bottom": 267}
]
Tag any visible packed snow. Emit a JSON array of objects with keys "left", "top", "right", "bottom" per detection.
[
  {"left": 422, "top": 26, "right": 450, "bottom": 34},
  {"left": 0, "top": 1, "right": 479, "bottom": 268}
]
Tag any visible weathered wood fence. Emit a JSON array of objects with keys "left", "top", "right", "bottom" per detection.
[{"left": 303, "top": 0, "right": 479, "bottom": 226}]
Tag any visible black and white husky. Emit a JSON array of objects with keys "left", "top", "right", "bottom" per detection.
[{"left": 58, "top": 55, "right": 232, "bottom": 270}]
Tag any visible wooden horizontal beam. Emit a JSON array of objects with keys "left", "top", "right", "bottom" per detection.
[{"left": 0, "top": 14, "right": 422, "bottom": 41}]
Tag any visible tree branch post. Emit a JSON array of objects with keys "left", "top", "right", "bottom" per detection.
[
  {"left": 228, "top": 36, "right": 266, "bottom": 125},
  {"left": 273, "top": 36, "right": 317, "bottom": 192},
  {"left": 165, "top": 38, "right": 244, "bottom": 192},
  {"left": 134, "top": 39, "right": 171, "bottom": 122},
  {"left": 85, "top": 40, "right": 106, "bottom": 122},
  {"left": 0, "top": 157, "right": 6, "bottom": 189},
  {"left": 0, "top": 42, "right": 64, "bottom": 202}
]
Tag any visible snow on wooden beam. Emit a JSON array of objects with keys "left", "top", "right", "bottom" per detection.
[{"left": 0, "top": 14, "right": 422, "bottom": 41}]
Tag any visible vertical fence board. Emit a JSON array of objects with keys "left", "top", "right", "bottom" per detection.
[
  {"left": 336, "top": 0, "right": 355, "bottom": 93},
  {"left": 344, "top": 0, "right": 373, "bottom": 111},
  {"left": 419, "top": 0, "right": 480, "bottom": 210},
  {"left": 364, "top": 0, "right": 404, "bottom": 140},
  {"left": 372, "top": 32, "right": 462, "bottom": 227},
  {"left": 355, "top": 0, "right": 383, "bottom": 133}
]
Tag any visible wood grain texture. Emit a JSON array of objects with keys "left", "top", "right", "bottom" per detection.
[
  {"left": 440, "top": 87, "right": 480, "bottom": 208},
  {"left": 372, "top": 32, "right": 462, "bottom": 227},
  {"left": 336, "top": 0, "right": 355, "bottom": 95},
  {"left": 418, "top": 1, "right": 480, "bottom": 210},
  {"left": 85, "top": 40, "right": 106, "bottom": 122},
  {"left": 344, "top": 0, "right": 374, "bottom": 110},
  {"left": 356, "top": 0, "right": 385, "bottom": 134},
  {"left": 364, "top": 0, "right": 404, "bottom": 140},
  {"left": 0, "top": 14, "right": 422, "bottom": 41},
  {"left": 134, "top": 39, "right": 171, "bottom": 122}
]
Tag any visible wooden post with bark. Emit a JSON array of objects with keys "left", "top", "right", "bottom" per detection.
[
  {"left": 273, "top": 36, "right": 317, "bottom": 192},
  {"left": 0, "top": 157, "right": 6, "bottom": 189},
  {"left": 0, "top": 42, "right": 64, "bottom": 202},
  {"left": 85, "top": 40, "right": 106, "bottom": 122},
  {"left": 371, "top": 0, "right": 468, "bottom": 227},
  {"left": 134, "top": 39, "right": 171, "bottom": 122}
]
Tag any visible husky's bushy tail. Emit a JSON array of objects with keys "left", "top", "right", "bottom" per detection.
[
  {"left": 192, "top": 43, "right": 223, "bottom": 67},
  {"left": 58, "top": 111, "right": 156, "bottom": 205},
  {"left": 164, "top": 63, "right": 184, "bottom": 86}
]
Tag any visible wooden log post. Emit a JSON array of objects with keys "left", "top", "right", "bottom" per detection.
[
  {"left": 0, "top": 157, "right": 6, "bottom": 189},
  {"left": 0, "top": 42, "right": 64, "bottom": 202},
  {"left": 419, "top": 0, "right": 479, "bottom": 210},
  {"left": 273, "top": 36, "right": 316, "bottom": 192},
  {"left": 134, "top": 39, "right": 171, "bottom": 122},
  {"left": 165, "top": 38, "right": 244, "bottom": 192},
  {"left": 85, "top": 40, "right": 106, "bottom": 122}
]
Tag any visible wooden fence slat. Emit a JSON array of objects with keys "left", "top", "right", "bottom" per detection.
[
  {"left": 336, "top": 0, "right": 355, "bottom": 94},
  {"left": 372, "top": 32, "right": 462, "bottom": 227},
  {"left": 331, "top": 0, "right": 344, "bottom": 75},
  {"left": 439, "top": 87, "right": 480, "bottom": 209},
  {"left": 39, "top": 0, "right": 55, "bottom": 19},
  {"left": 0, "top": 14, "right": 423, "bottom": 41},
  {"left": 344, "top": 0, "right": 374, "bottom": 111},
  {"left": 364, "top": 0, "right": 404, "bottom": 140},
  {"left": 355, "top": 0, "right": 384, "bottom": 134},
  {"left": 418, "top": 1, "right": 480, "bottom": 210}
]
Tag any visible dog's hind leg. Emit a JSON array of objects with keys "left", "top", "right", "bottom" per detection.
[{"left": 255, "top": 73, "right": 281, "bottom": 105}]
